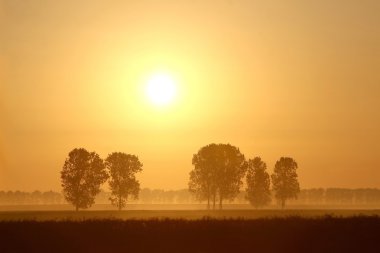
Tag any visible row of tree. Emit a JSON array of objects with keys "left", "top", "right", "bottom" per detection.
[
  {"left": 60, "top": 144, "right": 380, "bottom": 210},
  {"left": 0, "top": 190, "right": 63, "bottom": 205},
  {"left": 188, "top": 143, "right": 300, "bottom": 209},
  {"left": 61, "top": 148, "right": 142, "bottom": 210},
  {"left": 296, "top": 188, "right": 380, "bottom": 205},
  {"left": 60, "top": 144, "right": 300, "bottom": 210}
]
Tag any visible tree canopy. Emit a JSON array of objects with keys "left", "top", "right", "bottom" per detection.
[
  {"left": 271, "top": 157, "right": 300, "bottom": 208},
  {"left": 189, "top": 143, "right": 247, "bottom": 209},
  {"left": 61, "top": 148, "right": 108, "bottom": 211},
  {"left": 246, "top": 157, "right": 271, "bottom": 208},
  {"left": 106, "top": 152, "right": 143, "bottom": 210}
]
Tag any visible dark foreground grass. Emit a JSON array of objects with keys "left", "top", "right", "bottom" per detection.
[{"left": 1, "top": 216, "right": 379, "bottom": 253}]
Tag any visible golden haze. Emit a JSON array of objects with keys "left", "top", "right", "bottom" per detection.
[{"left": 1, "top": 0, "right": 379, "bottom": 191}]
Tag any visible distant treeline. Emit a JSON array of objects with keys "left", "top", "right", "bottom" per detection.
[
  {"left": 1, "top": 188, "right": 380, "bottom": 206},
  {"left": 296, "top": 188, "right": 380, "bottom": 205},
  {"left": 0, "top": 191, "right": 63, "bottom": 205}
]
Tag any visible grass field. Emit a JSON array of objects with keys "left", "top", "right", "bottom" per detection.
[
  {"left": 0, "top": 208, "right": 380, "bottom": 221},
  {"left": 1, "top": 210, "right": 380, "bottom": 252}
]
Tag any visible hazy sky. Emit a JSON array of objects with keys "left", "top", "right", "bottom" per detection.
[{"left": 1, "top": 0, "right": 379, "bottom": 191}]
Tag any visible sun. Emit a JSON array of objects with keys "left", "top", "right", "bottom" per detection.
[{"left": 145, "top": 73, "right": 177, "bottom": 106}]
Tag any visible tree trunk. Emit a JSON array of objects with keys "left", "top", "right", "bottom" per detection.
[
  {"left": 75, "top": 193, "right": 79, "bottom": 211},
  {"left": 207, "top": 196, "right": 210, "bottom": 210},
  {"left": 281, "top": 199, "right": 286, "bottom": 209},
  {"left": 213, "top": 193, "right": 216, "bottom": 210},
  {"left": 119, "top": 195, "right": 122, "bottom": 211},
  {"left": 219, "top": 196, "right": 223, "bottom": 210}
]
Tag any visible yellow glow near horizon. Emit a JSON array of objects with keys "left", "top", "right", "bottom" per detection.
[{"left": 145, "top": 73, "right": 178, "bottom": 106}]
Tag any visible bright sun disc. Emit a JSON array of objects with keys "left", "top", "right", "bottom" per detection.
[{"left": 146, "top": 73, "right": 177, "bottom": 106}]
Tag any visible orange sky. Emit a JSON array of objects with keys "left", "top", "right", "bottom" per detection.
[{"left": 1, "top": 0, "right": 380, "bottom": 191}]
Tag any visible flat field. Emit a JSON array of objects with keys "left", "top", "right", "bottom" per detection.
[
  {"left": 1, "top": 210, "right": 380, "bottom": 253},
  {"left": 0, "top": 208, "right": 380, "bottom": 221}
]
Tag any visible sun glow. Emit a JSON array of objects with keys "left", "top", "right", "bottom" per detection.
[{"left": 146, "top": 73, "right": 177, "bottom": 106}]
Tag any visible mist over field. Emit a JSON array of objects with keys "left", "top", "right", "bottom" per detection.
[{"left": 2, "top": 188, "right": 380, "bottom": 211}]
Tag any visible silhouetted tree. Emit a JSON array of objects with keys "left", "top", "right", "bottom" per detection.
[
  {"left": 189, "top": 143, "right": 247, "bottom": 209},
  {"left": 271, "top": 157, "right": 300, "bottom": 208},
  {"left": 189, "top": 167, "right": 213, "bottom": 208},
  {"left": 246, "top": 157, "right": 271, "bottom": 208},
  {"left": 189, "top": 144, "right": 217, "bottom": 209},
  {"left": 216, "top": 144, "right": 247, "bottom": 209},
  {"left": 61, "top": 148, "right": 108, "bottom": 211},
  {"left": 106, "top": 152, "right": 142, "bottom": 210}
]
